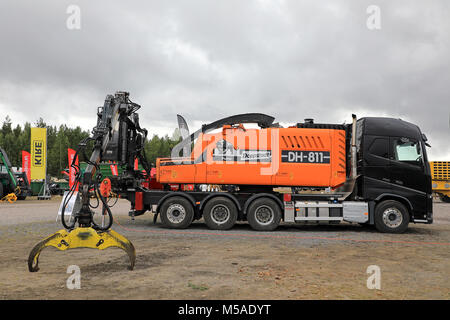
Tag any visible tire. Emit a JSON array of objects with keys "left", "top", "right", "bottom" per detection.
[
  {"left": 159, "top": 196, "right": 194, "bottom": 229},
  {"left": 439, "top": 194, "right": 450, "bottom": 203},
  {"left": 246, "top": 198, "right": 281, "bottom": 231},
  {"left": 374, "top": 200, "right": 409, "bottom": 233},
  {"left": 0, "top": 183, "right": 3, "bottom": 199},
  {"left": 16, "top": 187, "right": 27, "bottom": 200},
  {"left": 203, "top": 197, "right": 238, "bottom": 230}
]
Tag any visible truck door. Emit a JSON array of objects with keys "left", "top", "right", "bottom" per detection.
[
  {"left": 361, "top": 135, "right": 392, "bottom": 197},
  {"left": 389, "top": 137, "right": 427, "bottom": 191},
  {"left": 389, "top": 136, "right": 428, "bottom": 216}
]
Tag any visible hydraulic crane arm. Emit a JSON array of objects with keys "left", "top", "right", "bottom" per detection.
[
  {"left": 73, "top": 92, "right": 144, "bottom": 229},
  {"left": 28, "top": 92, "right": 146, "bottom": 272}
]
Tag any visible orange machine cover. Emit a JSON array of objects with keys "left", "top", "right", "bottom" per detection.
[{"left": 157, "top": 126, "right": 346, "bottom": 188}]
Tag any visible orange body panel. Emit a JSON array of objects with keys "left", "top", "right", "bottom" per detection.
[{"left": 157, "top": 126, "right": 347, "bottom": 188}]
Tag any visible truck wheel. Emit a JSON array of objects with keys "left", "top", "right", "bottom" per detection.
[
  {"left": 159, "top": 196, "right": 194, "bottom": 229},
  {"left": 439, "top": 194, "right": 450, "bottom": 203},
  {"left": 247, "top": 198, "right": 281, "bottom": 231},
  {"left": 203, "top": 197, "right": 238, "bottom": 230},
  {"left": 374, "top": 200, "right": 409, "bottom": 233}
]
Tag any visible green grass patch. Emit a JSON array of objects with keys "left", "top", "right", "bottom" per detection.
[{"left": 187, "top": 282, "right": 208, "bottom": 291}]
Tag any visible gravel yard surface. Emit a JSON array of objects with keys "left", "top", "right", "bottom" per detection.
[{"left": 0, "top": 197, "right": 448, "bottom": 299}]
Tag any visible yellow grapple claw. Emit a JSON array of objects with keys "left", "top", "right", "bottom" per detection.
[{"left": 28, "top": 227, "right": 136, "bottom": 272}]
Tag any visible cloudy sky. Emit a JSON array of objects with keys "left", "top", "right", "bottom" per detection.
[{"left": 0, "top": 0, "right": 449, "bottom": 159}]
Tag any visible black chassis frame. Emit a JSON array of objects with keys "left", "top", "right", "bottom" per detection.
[{"left": 124, "top": 188, "right": 352, "bottom": 222}]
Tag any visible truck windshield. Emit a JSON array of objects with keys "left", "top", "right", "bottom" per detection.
[{"left": 393, "top": 138, "right": 422, "bottom": 165}]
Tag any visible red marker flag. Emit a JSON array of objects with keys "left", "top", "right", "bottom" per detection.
[
  {"left": 110, "top": 162, "right": 118, "bottom": 176},
  {"left": 21, "top": 151, "right": 31, "bottom": 183},
  {"left": 68, "top": 148, "right": 79, "bottom": 191},
  {"left": 134, "top": 158, "right": 139, "bottom": 170}
]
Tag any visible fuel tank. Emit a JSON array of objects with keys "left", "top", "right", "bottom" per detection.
[{"left": 157, "top": 124, "right": 347, "bottom": 188}]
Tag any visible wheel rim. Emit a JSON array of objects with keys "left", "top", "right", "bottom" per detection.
[
  {"left": 255, "top": 205, "right": 274, "bottom": 225},
  {"left": 210, "top": 204, "right": 230, "bottom": 224},
  {"left": 382, "top": 207, "right": 403, "bottom": 228},
  {"left": 167, "top": 204, "right": 186, "bottom": 224}
]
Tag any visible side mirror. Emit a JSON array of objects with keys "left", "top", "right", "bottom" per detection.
[{"left": 422, "top": 133, "right": 431, "bottom": 147}]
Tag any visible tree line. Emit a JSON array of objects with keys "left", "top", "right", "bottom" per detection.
[{"left": 0, "top": 116, "right": 180, "bottom": 178}]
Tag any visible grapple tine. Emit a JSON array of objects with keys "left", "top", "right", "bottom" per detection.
[
  {"left": 103, "top": 229, "right": 136, "bottom": 270},
  {"left": 28, "top": 231, "right": 67, "bottom": 272}
]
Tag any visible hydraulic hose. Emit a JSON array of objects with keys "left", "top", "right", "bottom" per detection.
[{"left": 91, "top": 181, "right": 114, "bottom": 231}]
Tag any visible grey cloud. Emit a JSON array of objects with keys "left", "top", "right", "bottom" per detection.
[{"left": 0, "top": 0, "right": 448, "bottom": 159}]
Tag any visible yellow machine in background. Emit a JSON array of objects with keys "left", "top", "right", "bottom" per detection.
[{"left": 430, "top": 161, "right": 450, "bottom": 203}]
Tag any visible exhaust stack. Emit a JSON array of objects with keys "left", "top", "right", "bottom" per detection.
[{"left": 351, "top": 114, "right": 357, "bottom": 180}]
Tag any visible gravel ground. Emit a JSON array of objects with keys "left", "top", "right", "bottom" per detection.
[{"left": 0, "top": 196, "right": 448, "bottom": 299}]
